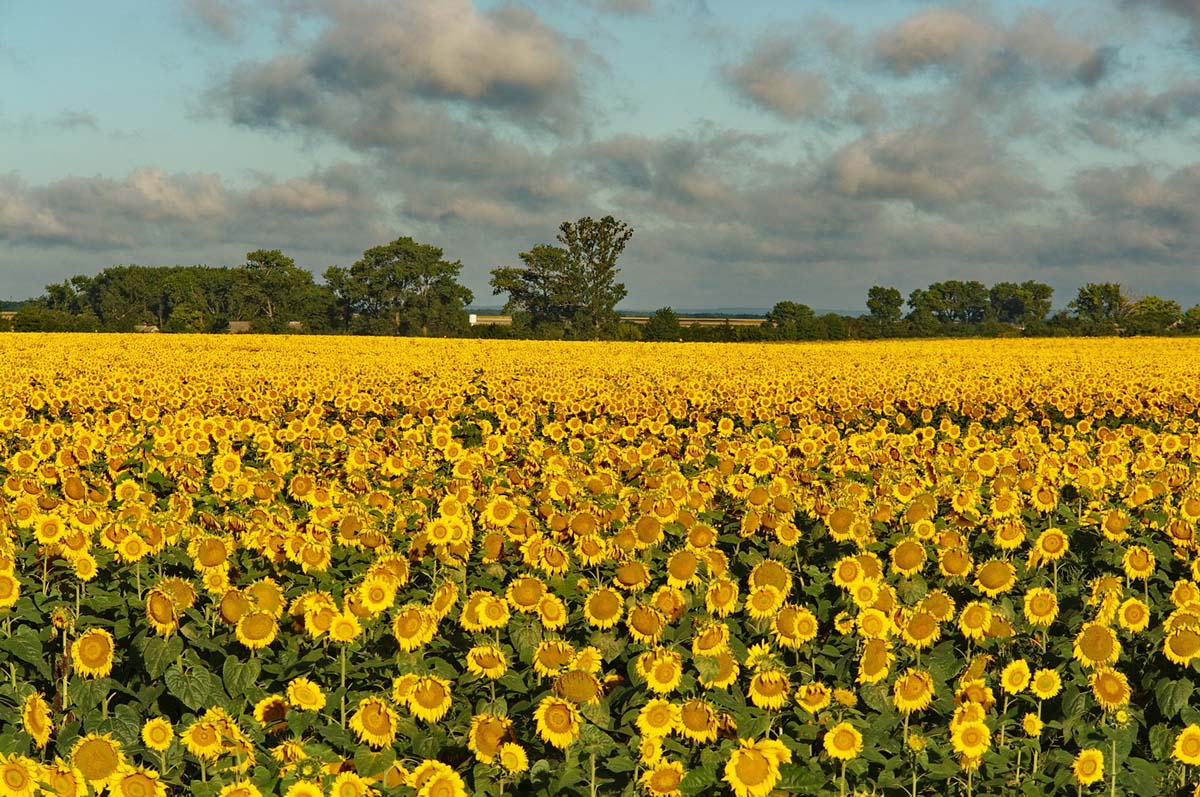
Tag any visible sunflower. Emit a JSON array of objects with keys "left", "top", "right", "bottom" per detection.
[
  {"left": 583, "top": 588, "right": 624, "bottom": 629},
  {"left": 328, "top": 611, "right": 361, "bottom": 643},
  {"left": 111, "top": 765, "right": 167, "bottom": 797},
  {"left": 533, "top": 640, "right": 576, "bottom": 677},
  {"left": 0, "top": 753, "right": 39, "bottom": 797},
  {"left": 857, "top": 608, "right": 892, "bottom": 640},
  {"left": 958, "top": 601, "right": 992, "bottom": 642},
  {"left": 1074, "top": 622, "right": 1120, "bottom": 669},
  {"left": 350, "top": 697, "right": 398, "bottom": 748},
  {"left": 745, "top": 585, "right": 784, "bottom": 620},
  {"left": 466, "top": 645, "right": 508, "bottom": 679},
  {"left": 1073, "top": 749, "right": 1104, "bottom": 787},
  {"left": 141, "top": 717, "right": 174, "bottom": 752},
  {"left": 219, "top": 779, "right": 263, "bottom": 797},
  {"left": 71, "top": 628, "right": 115, "bottom": 679},
  {"left": 724, "top": 738, "right": 790, "bottom": 797},
  {"left": 71, "top": 733, "right": 125, "bottom": 787},
  {"left": 392, "top": 605, "right": 437, "bottom": 651},
  {"left": 1164, "top": 629, "right": 1200, "bottom": 666},
  {"left": 41, "top": 758, "right": 86, "bottom": 797},
  {"left": 824, "top": 723, "right": 863, "bottom": 761},
  {"left": 1121, "top": 545, "right": 1155, "bottom": 580},
  {"left": 697, "top": 651, "right": 740, "bottom": 689},
  {"left": 0, "top": 571, "right": 20, "bottom": 609},
  {"left": 641, "top": 760, "right": 685, "bottom": 797},
  {"left": 748, "top": 670, "right": 791, "bottom": 710},
  {"left": 1089, "top": 668, "right": 1130, "bottom": 711},
  {"left": 496, "top": 742, "right": 528, "bottom": 774},
  {"left": 330, "top": 771, "right": 372, "bottom": 797},
  {"left": 678, "top": 699, "right": 718, "bottom": 743},
  {"left": 637, "top": 700, "right": 680, "bottom": 738},
  {"left": 1000, "top": 659, "right": 1031, "bottom": 694},
  {"left": 1030, "top": 668, "right": 1062, "bottom": 700},
  {"left": 638, "top": 649, "right": 683, "bottom": 695},
  {"left": 1174, "top": 725, "right": 1200, "bottom": 766},
  {"left": 181, "top": 720, "right": 223, "bottom": 760},
  {"left": 286, "top": 677, "right": 326, "bottom": 711},
  {"left": 468, "top": 714, "right": 513, "bottom": 763},
  {"left": 900, "top": 611, "right": 942, "bottom": 650},
  {"left": 1029, "top": 527, "right": 1069, "bottom": 566},
  {"left": 534, "top": 696, "right": 581, "bottom": 749},
  {"left": 627, "top": 604, "right": 666, "bottom": 645},
  {"left": 857, "top": 638, "right": 893, "bottom": 684},
  {"left": 145, "top": 588, "right": 180, "bottom": 636},
  {"left": 950, "top": 722, "right": 991, "bottom": 759},
  {"left": 1117, "top": 597, "right": 1150, "bottom": 633},
  {"left": 975, "top": 560, "right": 1017, "bottom": 598},
  {"left": 890, "top": 538, "right": 927, "bottom": 577},
  {"left": 1023, "top": 713, "right": 1044, "bottom": 737},
  {"left": 773, "top": 605, "right": 818, "bottom": 648},
  {"left": 1023, "top": 587, "right": 1059, "bottom": 628},
  {"left": 796, "top": 682, "right": 832, "bottom": 714},
  {"left": 408, "top": 676, "right": 453, "bottom": 723},
  {"left": 892, "top": 669, "right": 935, "bottom": 714},
  {"left": 705, "top": 579, "right": 740, "bottom": 616},
  {"left": 21, "top": 692, "right": 51, "bottom": 748},
  {"left": 283, "top": 782, "right": 324, "bottom": 797}
]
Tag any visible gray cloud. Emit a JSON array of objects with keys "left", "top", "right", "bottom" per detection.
[
  {"left": 874, "top": 7, "right": 1114, "bottom": 86},
  {"left": 594, "top": 0, "right": 653, "bottom": 14},
  {"left": 50, "top": 110, "right": 99, "bottom": 130},
  {"left": 1125, "top": 0, "right": 1200, "bottom": 46},
  {"left": 722, "top": 36, "right": 830, "bottom": 119},
  {"left": 829, "top": 119, "right": 1048, "bottom": 211},
  {"left": 0, "top": 165, "right": 387, "bottom": 252},
  {"left": 181, "top": 0, "right": 248, "bottom": 41},
  {"left": 215, "top": 0, "right": 582, "bottom": 136},
  {"left": 1086, "top": 80, "right": 1200, "bottom": 128}
]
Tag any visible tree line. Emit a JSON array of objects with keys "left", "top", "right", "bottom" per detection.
[{"left": 4, "top": 217, "right": 1200, "bottom": 339}]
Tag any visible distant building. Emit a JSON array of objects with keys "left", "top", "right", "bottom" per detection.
[
  {"left": 227, "top": 321, "right": 252, "bottom": 334},
  {"left": 133, "top": 324, "right": 160, "bottom": 333}
]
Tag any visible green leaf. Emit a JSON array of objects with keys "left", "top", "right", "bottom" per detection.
[
  {"left": 164, "top": 663, "right": 222, "bottom": 711},
  {"left": 104, "top": 703, "right": 142, "bottom": 748},
  {"left": 142, "top": 635, "right": 183, "bottom": 680},
  {"left": 353, "top": 747, "right": 396, "bottom": 777},
  {"left": 0, "top": 625, "right": 48, "bottom": 679},
  {"left": 223, "top": 657, "right": 262, "bottom": 701},
  {"left": 1148, "top": 724, "right": 1174, "bottom": 760},
  {"left": 1124, "top": 757, "right": 1162, "bottom": 795},
  {"left": 678, "top": 759, "right": 719, "bottom": 796}
]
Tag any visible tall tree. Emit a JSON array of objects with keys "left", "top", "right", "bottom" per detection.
[
  {"left": 489, "top": 245, "right": 573, "bottom": 329},
  {"left": 866, "top": 286, "right": 903, "bottom": 325},
  {"left": 1124, "top": 295, "right": 1182, "bottom": 335},
  {"left": 763, "top": 301, "right": 817, "bottom": 340},
  {"left": 1070, "top": 283, "right": 1127, "bottom": 324},
  {"left": 988, "top": 281, "right": 1053, "bottom": 325},
  {"left": 232, "top": 249, "right": 334, "bottom": 331},
  {"left": 324, "top": 237, "right": 473, "bottom": 336},
  {"left": 642, "top": 307, "right": 683, "bottom": 341},
  {"left": 556, "top": 216, "right": 633, "bottom": 338}
]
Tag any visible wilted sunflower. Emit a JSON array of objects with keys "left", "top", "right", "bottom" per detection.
[
  {"left": 71, "top": 628, "right": 115, "bottom": 678},
  {"left": 408, "top": 676, "right": 453, "bottom": 723},
  {"left": 534, "top": 696, "right": 581, "bottom": 749},
  {"left": 796, "top": 682, "right": 832, "bottom": 714},
  {"left": 253, "top": 695, "right": 289, "bottom": 732},
  {"left": 468, "top": 714, "right": 513, "bottom": 763}
]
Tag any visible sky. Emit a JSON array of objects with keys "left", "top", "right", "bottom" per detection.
[{"left": 3, "top": 0, "right": 1200, "bottom": 311}]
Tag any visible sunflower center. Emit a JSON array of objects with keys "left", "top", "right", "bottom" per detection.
[{"left": 735, "top": 751, "right": 772, "bottom": 785}]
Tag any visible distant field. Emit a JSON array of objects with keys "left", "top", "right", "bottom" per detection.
[{"left": 1, "top": 336, "right": 1199, "bottom": 797}]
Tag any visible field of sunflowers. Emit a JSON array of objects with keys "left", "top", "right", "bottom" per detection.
[{"left": 1, "top": 334, "right": 1200, "bottom": 797}]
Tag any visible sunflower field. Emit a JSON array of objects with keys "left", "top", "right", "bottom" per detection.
[{"left": 1, "top": 334, "right": 1200, "bottom": 797}]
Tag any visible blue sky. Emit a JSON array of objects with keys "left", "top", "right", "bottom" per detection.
[{"left": 3, "top": 0, "right": 1200, "bottom": 310}]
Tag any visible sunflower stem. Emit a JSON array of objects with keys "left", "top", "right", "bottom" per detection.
[
  {"left": 589, "top": 752, "right": 597, "bottom": 797},
  {"left": 1109, "top": 735, "right": 1116, "bottom": 797},
  {"left": 840, "top": 759, "right": 847, "bottom": 797},
  {"left": 340, "top": 646, "right": 347, "bottom": 728},
  {"left": 1000, "top": 694, "right": 1009, "bottom": 747}
]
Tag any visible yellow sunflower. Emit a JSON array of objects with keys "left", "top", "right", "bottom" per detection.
[
  {"left": 1000, "top": 659, "right": 1031, "bottom": 694},
  {"left": 465, "top": 645, "right": 508, "bottom": 679},
  {"left": 236, "top": 611, "right": 279, "bottom": 651},
  {"left": 286, "top": 677, "right": 326, "bottom": 711},
  {"left": 534, "top": 696, "right": 581, "bottom": 749},
  {"left": 824, "top": 723, "right": 863, "bottom": 761},
  {"left": 725, "top": 738, "right": 791, "bottom": 797},
  {"left": 70, "top": 733, "right": 125, "bottom": 787},
  {"left": 21, "top": 692, "right": 51, "bottom": 748},
  {"left": 1074, "top": 622, "right": 1120, "bottom": 669},
  {"left": 468, "top": 713, "right": 513, "bottom": 763},
  {"left": 111, "top": 765, "right": 167, "bottom": 797},
  {"left": 748, "top": 669, "right": 791, "bottom": 710},
  {"left": 497, "top": 742, "right": 529, "bottom": 774},
  {"left": 1073, "top": 749, "right": 1104, "bottom": 787},
  {"left": 0, "top": 754, "right": 38, "bottom": 797},
  {"left": 408, "top": 676, "right": 453, "bottom": 723},
  {"left": 892, "top": 669, "right": 935, "bottom": 714},
  {"left": 1030, "top": 668, "right": 1062, "bottom": 700},
  {"left": 641, "top": 760, "right": 685, "bottom": 797},
  {"left": 950, "top": 721, "right": 991, "bottom": 759},
  {"left": 1174, "top": 725, "right": 1200, "bottom": 766},
  {"left": 1089, "top": 668, "right": 1130, "bottom": 712},
  {"left": 637, "top": 649, "right": 683, "bottom": 694},
  {"left": 141, "top": 717, "right": 174, "bottom": 752},
  {"left": 349, "top": 697, "right": 398, "bottom": 748},
  {"left": 71, "top": 628, "right": 115, "bottom": 679}
]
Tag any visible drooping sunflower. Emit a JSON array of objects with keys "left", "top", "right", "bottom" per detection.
[
  {"left": 626, "top": 604, "right": 666, "bottom": 645},
  {"left": 145, "top": 587, "right": 180, "bottom": 636},
  {"left": 466, "top": 645, "right": 508, "bottom": 680},
  {"left": 40, "top": 758, "right": 86, "bottom": 797},
  {"left": 408, "top": 676, "right": 453, "bottom": 724},
  {"left": 1073, "top": 749, "right": 1104, "bottom": 787},
  {"left": 1074, "top": 622, "right": 1121, "bottom": 669},
  {"left": 70, "top": 733, "right": 125, "bottom": 787},
  {"left": 748, "top": 670, "right": 791, "bottom": 710},
  {"left": 705, "top": 579, "right": 740, "bottom": 616},
  {"left": 796, "top": 682, "right": 832, "bottom": 714},
  {"left": 1173, "top": 725, "right": 1200, "bottom": 766},
  {"left": 392, "top": 604, "right": 437, "bottom": 652},
  {"left": 349, "top": 697, "right": 398, "bottom": 748},
  {"left": 641, "top": 759, "right": 685, "bottom": 797},
  {"left": 21, "top": 692, "right": 51, "bottom": 748},
  {"left": 236, "top": 611, "right": 279, "bottom": 651},
  {"left": 71, "top": 628, "right": 115, "bottom": 679},
  {"left": 468, "top": 714, "right": 513, "bottom": 763},
  {"left": 892, "top": 669, "right": 935, "bottom": 714},
  {"left": 534, "top": 696, "right": 581, "bottom": 749},
  {"left": 678, "top": 699, "right": 718, "bottom": 743},
  {"left": 583, "top": 588, "right": 624, "bottom": 629},
  {"left": 533, "top": 640, "right": 576, "bottom": 678},
  {"left": 824, "top": 723, "right": 863, "bottom": 761},
  {"left": 857, "top": 638, "right": 893, "bottom": 684}
]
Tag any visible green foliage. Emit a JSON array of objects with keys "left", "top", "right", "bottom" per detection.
[{"left": 642, "top": 307, "right": 683, "bottom": 341}]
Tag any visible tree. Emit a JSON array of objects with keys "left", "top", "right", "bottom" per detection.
[
  {"left": 1124, "top": 295, "right": 1182, "bottom": 335},
  {"left": 491, "top": 216, "right": 633, "bottom": 338},
  {"left": 489, "top": 245, "right": 572, "bottom": 330},
  {"left": 232, "top": 250, "right": 335, "bottom": 332},
  {"left": 866, "top": 286, "right": 903, "bottom": 325},
  {"left": 1070, "top": 283, "right": 1127, "bottom": 324},
  {"left": 763, "top": 301, "right": 817, "bottom": 340},
  {"left": 988, "top": 281, "right": 1053, "bottom": 326},
  {"left": 642, "top": 307, "right": 683, "bottom": 341},
  {"left": 1182, "top": 305, "right": 1200, "bottom": 334},
  {"left": 325, "top": 237, "right": 473, "bottom": 336},
  {"left": 556, "top": 216, "right": 634, "bottom": 338}
]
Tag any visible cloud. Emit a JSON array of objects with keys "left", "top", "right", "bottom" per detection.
[
  {"left": 50, "top": 110, "right": 99, "bottom": 130},
  {"left": 1125, "top": 0, "right": 1200, "bottom": 47},
  {"left": 214, "top": 0, "right": 583, "bottom": 136},
  {"left": 721, "top": 36, "right": 830, "bottom": 119},
  {"left": 593, "top": 0, "right": 653, "bottom": 14},
  {"left": 1086, "top": 80, "right": 1200, "bottom": 128},
  {"left": 828, "top": 119, "right": 1047, "bottom": 211},
  {"left": 0, "top": 165, "right": 387, "bottom": 252},
  {"left": 180, "top": 0, "right": 248, "bottom": 41},
  {"left": 874, "top": 7, "right": 1113, "bottom": 86}
]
